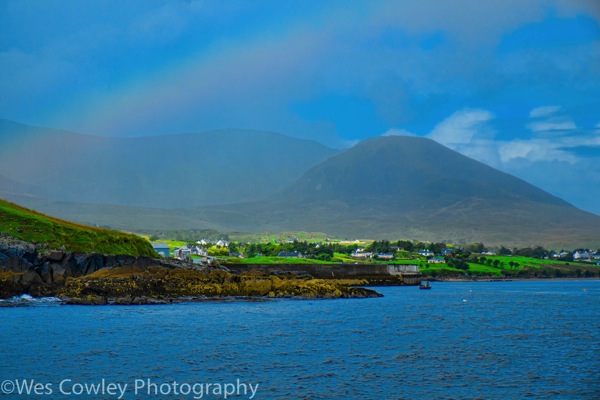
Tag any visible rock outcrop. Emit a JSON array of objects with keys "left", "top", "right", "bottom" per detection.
[
  {"left": 0, "top": 234, "right": 383, "bottom": 301},
  {"left": 0, "top": 233, "right": 195, "bottom": 298}
]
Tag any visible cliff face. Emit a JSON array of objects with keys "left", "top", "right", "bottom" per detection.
[{"left": 0, "top": 233, "right": 187, "bottom": 298}]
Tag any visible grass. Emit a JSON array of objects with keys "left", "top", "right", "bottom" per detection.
[
  {"left": 475, "top": 255, "right": 591, "bottom": 270},
  {"left": 233, "top": 256, "right": 338, "bottom": 265},
  {"left": 228, "top": 231, "right": 331, "bottom": 243},
  {"left": 0, "top": 198, "right": 157, "bottom": 256},
  {"left": 418, "top": 255, "right": 599, "bottom": 277},
  {"left": 155, "top": 239, "right": 188, "bottom": 253}
]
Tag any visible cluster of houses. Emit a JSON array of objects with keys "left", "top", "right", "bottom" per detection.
[
  {"left": 570, "top": 250, "right": 600, "bottom": 265},
  {"left": 151, "top": 239, "right": 600, "bottom": 267},
  {"left": 349, "top": 247, "right": 600, "bottom": 266},
  {"left": 350, "top": 247, "right": 455, "bottom": 263},
  {"left": 151, "top": 239, "right": 231, "bottom": 263}
]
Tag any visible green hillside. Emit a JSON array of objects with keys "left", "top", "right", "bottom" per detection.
[{"left": 0, "top": 198, "right": 156, "bottom": 256}]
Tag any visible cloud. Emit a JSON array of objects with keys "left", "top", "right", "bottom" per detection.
[
  {"left": 529, "top": 105, "right": 561, "bottom": 118},
  {"left": 428, "top": 109, "right": 494, "bottom": 147},
  {"left": 498, "top": 139, "right": 578, "bottom": 164},
  {"left": 382, "top": 128, "right": 416, "bottom": 137},
  {"left": 526, "top": 105, "right": 577, "bottom": 134},
  {"left": 426, "top": 106, "right": 599, "bottom": 169},
  {"left": 527, "top": 119, "right": 577, "bottom": 133}
]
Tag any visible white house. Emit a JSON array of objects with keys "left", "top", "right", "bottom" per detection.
[
  {"left": 573, "top": 250, "right": 591, "bottom": 261},
  {"left": 216, "top": 239, "right": 230, "bottom": 248},
  {"left": 351, "top": 249, "right": 373, "bottom": 259},
  {"left": 173, "top": 247, "right": 191, "bottom": 262}
]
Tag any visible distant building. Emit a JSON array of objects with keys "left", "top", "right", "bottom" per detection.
[
  {"left": 286, "top": 236, "right": 298, "bottom": 243},
  {"left": 441, "top": 248, "right": 454, "bottom": 256},
  {"left": 351, "top": 250, "right": 373, "bottom": 259},
  {"left": 376, "top": 253, "right": 394, "bottom": 260},
  {"left": 277, "top": 251, "right": 303, "bottom": 258},
  {"left": 573, "top": 251, "right": 591, "bottom": 261},
  {"left": 216, "top": 239, "right": 230, "bottom": 248},
  {"left": 183, "top": 245, "right": 208, "bottom": 257},
  {"left": 173, "top": 247, "right": 191, "bottom": 262},
  {"left": 387, "top": 264, "right": 419, "bottom": 275},
  {"left": 427, "top": 257, "right": 445, "bottom": 264},
  {"left": 151, "top": 242, "right": 170, "bottom": 257},
  {"left": 418, "top": 249, "right": 434, "bottom": 257}
]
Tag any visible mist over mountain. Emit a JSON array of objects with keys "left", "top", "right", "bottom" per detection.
[
  {"left": 0, "top": 119, "right": 338, "bottom": 207},
  {"left": 1, "top": 120, "right": 599, "bottom": 247}
]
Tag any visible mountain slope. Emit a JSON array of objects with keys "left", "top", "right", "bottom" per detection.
[
  {"left": 280, "top": 135, "right": 569, "bottom": 209},
  {"left": 189, "top": 136, "right": 600, "bottom": 247},
  {"left": 0, "top": 119, "right": 338, "bottom": 208}
]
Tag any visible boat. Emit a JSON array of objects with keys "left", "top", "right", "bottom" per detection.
[{"left": 419, "top": 281, "right": 432, "bottom": 290}]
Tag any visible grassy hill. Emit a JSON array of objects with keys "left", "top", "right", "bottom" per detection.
[{"left": 0, "top": 198, "right": 156, "bottom": 256}]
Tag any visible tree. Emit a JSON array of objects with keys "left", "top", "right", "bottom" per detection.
[
  {"left": 465, "top": 243, "right": 485, "bottom": 254},
  {"left": 397, "top": 240, "right": 414, "bottom": 252}
]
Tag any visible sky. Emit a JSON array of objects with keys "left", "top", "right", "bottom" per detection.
[{"left": 1, "top": 0, "right": 600, "bottom": 214}]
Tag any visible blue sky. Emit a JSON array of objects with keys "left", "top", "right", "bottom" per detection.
[{"left": 1, "top": 0, "right": 599, "bottom": 214}]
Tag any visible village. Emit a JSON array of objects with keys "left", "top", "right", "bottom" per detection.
[{"left": 150, "top": 238, "right": 600, "bottom": 270}]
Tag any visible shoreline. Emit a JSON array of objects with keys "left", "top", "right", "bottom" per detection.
[{"left": 427, "top": 276, "right": 600, "bottom": 283}]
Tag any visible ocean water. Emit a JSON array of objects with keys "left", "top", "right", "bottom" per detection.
[{"left": 1, "top": 280, "right": 599, "bottom": 399}]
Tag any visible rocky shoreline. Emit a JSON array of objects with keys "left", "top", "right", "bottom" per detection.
[{"left": 0, "top": 234, "right": 382, "bottom": 303}]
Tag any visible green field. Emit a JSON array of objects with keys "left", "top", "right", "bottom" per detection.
[{"left": 0, "top": 198, "right": 157, "bottom": 256}]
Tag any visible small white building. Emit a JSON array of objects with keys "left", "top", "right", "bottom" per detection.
[
  {"left": 573, "top": 251, "right": 591, "bottom": 261},
  {"left": 351, "top": 249, "right": 373, "bottom": 259},
  {"left": 427, "top": 257, "right": 445, "bottom": 264},
  {"left": 173, "top": 247, "right": 191, "bottom": 262}
]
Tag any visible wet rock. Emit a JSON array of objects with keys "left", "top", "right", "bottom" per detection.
[{"left": 63, "top": 295, "right": 108, "bottom": 305}]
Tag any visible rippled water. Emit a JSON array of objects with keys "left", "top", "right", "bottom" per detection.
[{"left": 1, "top": 280, "right": 599, "bottom": 399}]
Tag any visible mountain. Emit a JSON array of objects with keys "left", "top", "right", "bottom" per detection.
[
  {"left": 187, "top": 136, "right": 600, "bottom": 247},
  {"left": 2, "top": 121, "right": 599, "bottom": 248},
  {"left": 0, "top": 119, "right": 338, "bottom": 208}
]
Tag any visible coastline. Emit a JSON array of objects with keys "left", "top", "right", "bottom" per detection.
[{"left": 428, "top": 276, "right": 600, "bottom": 282}]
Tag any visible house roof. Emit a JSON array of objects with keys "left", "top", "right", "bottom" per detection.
[{"left": 151, "top": 242, "right": 170, "bottom": 249}]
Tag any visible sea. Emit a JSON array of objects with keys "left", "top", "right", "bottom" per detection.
[{"left": 1, "top": 280, "right": 599, "bottom": 400}]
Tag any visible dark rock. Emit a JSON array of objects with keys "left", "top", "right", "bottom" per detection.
[
  {"left": 64, "top": 296, "right": 108, "bottom": 305},
  {"left": 51, "top": 264, "right": 67, "bottom": 282},
  {"left": 46, "top": 250, "right": 64, "bottom": 261},
  {"left": 39, "top": 262, "right": 53, "bottom": 283}
]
